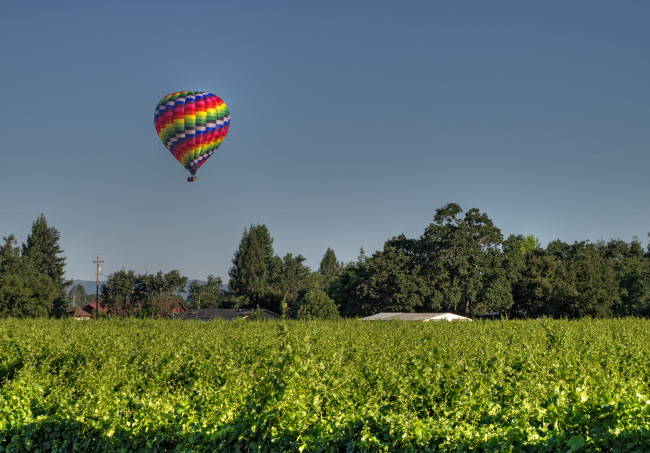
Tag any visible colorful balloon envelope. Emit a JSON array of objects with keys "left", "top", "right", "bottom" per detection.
[{"left": 154, "top": 91, "right": 230, "bottom": 181}]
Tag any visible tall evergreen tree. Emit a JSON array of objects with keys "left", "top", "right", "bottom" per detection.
[
  {"left": 68, "top": 284, "right": 89, "bottom": 308},
  {"left": 358, "top": 247, "right": 367, "bottom": 263},
  {"left": 0, "top": 235, "right": 58, "bottom": 317},
  {"left": 319, "top": 248, "right": 340, "bottom": 277},
  {"left": 228, "top": 224, "right": 277, "bottom": 306},
  {"left": 21, "top": 214, "right": 70, "bottom": 314},
  {"left": 0, "top": 235, "right": 21, "bottom": 275}
]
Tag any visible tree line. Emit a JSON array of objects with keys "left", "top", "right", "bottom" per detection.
[
  {"left": 2, "top": 204, "right": 649, "bottom": 318},
  {"left": 220, "top": 203, "right": 650, "bottom": 319}
]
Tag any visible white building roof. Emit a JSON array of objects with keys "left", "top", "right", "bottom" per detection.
[{"left": 362, "top": 312, "right": 472, "bottom": 322}]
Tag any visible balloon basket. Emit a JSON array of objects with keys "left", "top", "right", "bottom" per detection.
[{"left": 187, "top": 176, "right": 197, "bottom": 182}]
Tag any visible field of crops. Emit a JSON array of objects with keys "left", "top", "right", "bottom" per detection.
[{"left": 1, "top": 318, "right": 649, "bottom": 452}]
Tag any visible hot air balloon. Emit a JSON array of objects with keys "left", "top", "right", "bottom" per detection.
[{"left": 154, "top": 91, "right": 230, "bottom": 182}]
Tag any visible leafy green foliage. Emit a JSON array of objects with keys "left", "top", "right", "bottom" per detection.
[
  {"left": 0, "top": 273, "right": 57, "bottom": 318},
  {"left": 270, "top": 253, "right": 311, "bottom": 314},
  {"left": 354, "top": 243, "right": 428, "bottom": 315},
  {"left": 600, "top": 239, "right": 650, "bottom": 316},
  {"left": 562, "top": 242, "right": 620, "bottom": 318},
  {"left": 99, "top": 269, "right": 188, "bottom": 317},
  {"left": 100, "top": 269, "right": 138, "bottom": 314},
  {"left": 1, "top": 318, "right": 649, "bottom": 451},
  {"left": 187, "top": 275, "right": 225, "bottom": 309},
  {"left": 297, "top": 290, "right": 339, "bottom": 320},
  {"left": 134, "top": 270, "right": 188, "bottom": 316}
]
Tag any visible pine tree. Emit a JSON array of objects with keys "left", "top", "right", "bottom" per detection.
[
  {"left": 21, "top": 214, "right": 70, "bottom": 314},
  {"left": 358, "top": 247, "right": 366, "bottom": 263},
  {"left": 68, "top": 284, "right": 89, "bottom": 308},
  {"left": 0, "top": 234, "right": 58, "bottom": 317},
  {"left": 228, "top": 224, "right": 277, "bottom": 305},
  {"left": 0, "top": 235, "right": 21, "bottom": 275},
  {"left": 319, "top": 248, "right": 340, "bottom": 277}
]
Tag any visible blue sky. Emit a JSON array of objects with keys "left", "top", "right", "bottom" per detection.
[{"left": 1, "top": 1, "right": 648, "bottom": 282}]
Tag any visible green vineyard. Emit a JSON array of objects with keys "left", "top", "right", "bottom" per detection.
[{"left": 1, "top": 318, "right": 649, "bottom": 452}]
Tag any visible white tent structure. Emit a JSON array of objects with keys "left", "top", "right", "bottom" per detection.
[{"left": 362, "top": 312, "right": 472, "bottom": 322}]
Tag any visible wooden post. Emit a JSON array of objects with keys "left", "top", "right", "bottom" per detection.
[{"left": 93, "top": 256, "right": 103, "bottom": 319}]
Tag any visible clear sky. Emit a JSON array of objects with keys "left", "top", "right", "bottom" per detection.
[{"left": 1, "top": 1, "right": 648, "bottom": 282}]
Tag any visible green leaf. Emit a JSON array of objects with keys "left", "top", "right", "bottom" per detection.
[{"left": 567, "top": 434, "right": 586, "bottom": 450}]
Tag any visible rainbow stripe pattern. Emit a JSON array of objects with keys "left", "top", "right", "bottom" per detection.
[{"left": 154, "top": 91, "right": 230, "bottom": 176}]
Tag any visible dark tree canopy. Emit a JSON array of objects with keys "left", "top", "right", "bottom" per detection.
[
  {"left": 562, "top": 242, "right": 620, "bottom": 318},
  {"left": 600, "top": 239, "right": 650, "bottom": 316},
  {"left": 297, "top": 290, "right": 340, "bottom": 320},
  {"left": 228, "top": 224, "right": 277, "bottom": 306},
  {"left": 187, "top": 275, "right": 225, "bottom": 309},
  {"left": 418, "top": 204, "right": 509, "bottom": 316},
  {"left": 270, "top": 253, "right": 311, "bottom": 314},
  {"left": 101, "top": 269, "right": 138, "bottom": 315},
  {"left": 354, "top": 244, "right": 428, "bottom": 315}
]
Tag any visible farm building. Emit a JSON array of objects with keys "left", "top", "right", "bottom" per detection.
[
  {"left": 175, "top": 308, "right": 281, "bottom": 321},
  {"left": 66, "top": 307, "right": 93, "bottom": 320},
  {"left": 76, "top": 300, "right": 187, "bottom": 317},
  {"left": 81, "top": 301, "right": 107, "bottom": 315},
  {"left": 362, "top": 312, "right": 472, "bottom": 322}
]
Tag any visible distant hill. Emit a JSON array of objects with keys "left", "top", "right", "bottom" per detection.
[
  {"left": 70, "top": 279, "right": 216, "bottom": 295},
  {"left": 71, "top": 280, "right": 106, "bottom": 295}
]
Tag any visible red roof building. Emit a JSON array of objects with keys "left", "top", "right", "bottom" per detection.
[
  {"left": 81, "top": 301, "right": 107, "bottom": 315},
  {"left": 80, "top": 300, "right": 187, "bottom": 317},
  {"left": 166, "top": 300, "right": 188, "bottom": 314}
]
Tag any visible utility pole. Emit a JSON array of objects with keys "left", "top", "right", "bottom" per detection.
[{"left": 93, "top": 256, "right": 104, "bottom": 319}]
